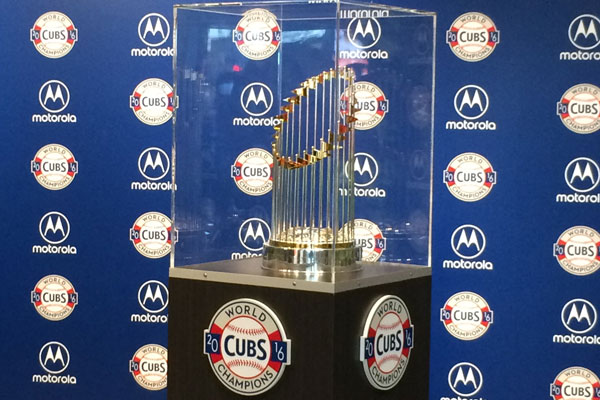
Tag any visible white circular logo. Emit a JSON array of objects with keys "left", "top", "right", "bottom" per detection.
[
  {"left": 130, "top": 212, "right": 176, "bottom": 259},
  {"left": 39, "top": 80, "right": 70, "bottom": 113},
  {"left": 448, "top": 362, "right": 483, "bottom": 396},
  {"left": 443, "top": 152, "right": 496, "bottom": 202},
  {"left": 569, "top": 15, "right": 600, "bottom": 50},
  {"left": 446, "top": 12, "right": 500, "bottom": 62},
  {"left": 562, "top": 299, "right": 598, "bottom": 334},
  {"left": 454, "top": 85, "right": 489, "bottom": 120},
  {"left": 440, "top": 291, "right": 493, "bottom": 340},
  {"left": 138, "top": 280, "right": 169, "bottom": 314},
  {"left": 346, "top": 152, "right": 379, "bottom": 187},
  {"left": 138, "top": 147, "right": 170, "bottom": 181},
  {"left": 241, "top": 82, "right": 273, "bottom": 116},
  {"left": 354, "top": 218, "right": 386, "bottom": 262},
  {"left": 31, "top": 275, "right": 78, "bottom": 321},
  {"left": 233, "top": 9, "right": 281, "bottom": 60},
  {"left": 138, "top": 13, "right": 170, "bottom": 47},
  {"left": 130, "top": 78, "right": 177, "bottom": 126},
  {"left": 129, "top": 344, "right": 168, "bottom": 391},
  {"left": 451, "top": 224, "right": 486, "bottom": 259},
  {"left": 554, "top": 226, "right": 600, "bottom": 276},
  {"left": 550, "top": 367, "right": 600, "bottom": 400},
  {"left": 39, "top": 341, "right": 70, "bottom": 374},
  {"left": 204, "top": 298, "right": 291, "bottom": 396},
  {"left": 565, "top": 157, "right": 600, "bottom": 193},
  {"left": 347, "top": 17, "right": 382, "bottom": 49},
  {"left": 557, "top": 84, "right": 600, "bottom": 134},
  {"left": 239, "top": 218, "right": 271, "bottom": 252},
  {"left": 30, "top": 12, "right": 78, "bottom": 58},
  {"left": 31, "top": 144, "right": 78, "bottom": 190},
  {"left": 231, "top": 148, "right": 273, "bottom": 196},
  {"left": 348, "top": 82, "right": 389, "bottom": 130},
  {"left": 360, "top": 295, "right": 413, "bottom": 390},
  {"left": 39, "top": 211, "right": 70, "bottom": 244}
]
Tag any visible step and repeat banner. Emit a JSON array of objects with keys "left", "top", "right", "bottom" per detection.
[{"left": 1, "top": 0, "right": 598, "bottom": 399}]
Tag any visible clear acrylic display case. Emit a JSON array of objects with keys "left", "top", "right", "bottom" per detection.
[{"left": 171, "top": 0, "right": 435, "bottom": 280}]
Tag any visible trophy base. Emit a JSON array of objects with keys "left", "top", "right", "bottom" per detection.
[
  {"left": 262, "top": 243, "right": 362, "bottom": 273},
  {"left": 168, "top": 258, "right": 431, "bottom": 400}
]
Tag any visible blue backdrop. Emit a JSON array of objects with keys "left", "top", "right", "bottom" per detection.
[{"left": 2, "top": 0, "right": 599, "bottom": 399}]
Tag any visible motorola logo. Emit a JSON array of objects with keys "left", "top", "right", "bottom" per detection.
[
  {"left": 553, "top": 299, "right": 600, "bottom": 345},
  {"left": 343, "top": 153, "right": 386, "bottom": 198},
  {"left": 39, "top": 80, "right": 69, "bottom": 113},
  {"left": 451, "top": 225, "right": 485, "bottom": 259},
  {"left": 233, "top": 83, "right": 279, "bottom": 126},
  {"left": 33, "top": 212, "right": 76, "bottom": 255},
  {"left": 131, "top": 147, "right": 174, "bottom": 191},
  {"left": 454, "top": 85, "right": 488, "bottom": 120},
  {"left": 131, "top": 13, "right": 173, "bottom": 56},
  {"left": 569, "top": 15, "right": 600, "bottom": 50},
  {"left": 131, "top": 280, "right": 169, "bottom": 324},
  {"left": 565, "top": 157, "right": 600, "bottom": 193},
  {"left": 447, "top": 362, "right": 483, "bottom": 397},
  {"left": 138, "top": 13, "right": 169, "bottom": 47},
  {"left": 240, "top": 82, "right": 273, "bottom": 117},
  {"left": 33, "top": 341, "right": 77, "bottom": 384},
  {"left": 446, "top": 85, "right": 495, "bottom": 130},
  {"left": 352, "top": 153, "right": 378, "bottom": 187},
  {"left": 138, "top": 147, "right": 169, "bottom": 181},
  {"left": 347, "top": 17, "right": 381, "bottom": 49},
  {"left": 562, "top": 299, "right": 597, "bottom": 334},
  {"left": 33, "top": 80, "right": 76, "bottom": 123},
  {"left": 40, "top": 342, "right": 70, "bottom": 374},
  {"left": 238, "top": 218, "right": 270, "bottom": 252},
  {"left": 443, "top": 224, "right": 493, "bottom": 271},
  {"left": 560, "top": 14, "right": 600, "bottom": 60}
]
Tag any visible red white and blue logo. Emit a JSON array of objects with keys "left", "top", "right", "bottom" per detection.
[
  {"left": 204, "top": 298, "right": 291, "bottom": 396},
  {"left": 360, "top": 295, "right": 413, "bottom": 390},
  {"left": 554, "top": 226, "right": 600, "bottom": 276},
  {"left": 550, "top": 367, "right": 600, "bottom": 400},
  {"left": 232, "top": 9, "right": 281, "bottom": 60},
  {"left": 129, "top": 344, "right": 168, "bottom": 391},
  {"left": 31, "top": 275, "right": 78, "bottom": 321},
  {"left": 30, "top": 12, "right": 78, "bottom": 58},
  {"left": 130, "top": 78, "right": 177, "bottom": 126},
  {"left": 231, "top": 148, "right": 273, "bottom": 196},
  {"left": 443, "top": 152, "right": 496, "bottom": 201},
  {"left": 446, "top": 12, "right": 500, "bottom": 62},
  {"left": 557, "top": 84, "right": 600, "bottom": 134},
  {"left": 440, "top": 291, "right": 493, "bottom": 340},
  {"left": 129, "top": 212, "right": 177, "bottom": 259},
  {"left": 354, "top": 218, "right": 386, "bottom": 262},
  {"left": 31, "top": 144, "right": 78, "bottom": 190}
]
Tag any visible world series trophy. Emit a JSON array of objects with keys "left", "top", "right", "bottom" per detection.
[
  {"left": 168, "top": 2, "right": 435, "bottom": 399},
  {"left": 263, "top": 67, "right": 362, "bottom": 273}
]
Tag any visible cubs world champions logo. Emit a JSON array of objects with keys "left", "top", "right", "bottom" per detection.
[
  {"left": 360, "top": 295, "right": 413, "bottom": 390},
  {"left": 31, "top": 144, "right": 78, "bottom": 190},
  {"left": 347, "top": 82, "right": 389, "bottom": 130},
  {"left": 31, "top": 275, "right": 78, "bottom": 321},
  {"left": 129, "top": 212, "right": 177, "bottom": 259},
  {"left": 30, "top": 12, "right": 78, "bottom": 58},
  {"left": 554, "top": 226, "right": 600, "bottom": 276},
  {"left": 204, "top": 298, "right": 291, "bottom": 396},
  {"left": 440, "top": 291, "right": 493, "bottom": 340},
  {"left": 130, "top": 78, "right": 177, "bottom": 126},
  {"left": 446, "top": 12, "right": 500, "bottom": 62},
  {"left": 550, "top": 367, "right": 600, "bottom": 400},
  {"left": 354, "top": 218, "right": 386, "bottom": 262},
  {"left": 443, "top": 152, "right": 496, "bottom": 202},
  {"left": 231, "top": 148, "right": 273, "bottom": 196},
  {"left": 232, "top": 9, "right": 281, "bottom": 60},
  {"left": 129, "top": 344, "right": 168, "bottom": 391},
  {"left": 557, "top": 84, "right": 600, "bottom": 134}
]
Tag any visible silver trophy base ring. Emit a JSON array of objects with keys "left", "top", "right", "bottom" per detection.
[{"left": 262, "top": 243, "right": 362, "bottom": 274}]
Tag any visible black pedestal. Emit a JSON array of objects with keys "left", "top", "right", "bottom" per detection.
[{"left": 168, "top": 258, "right": 431, "bottom": 400}]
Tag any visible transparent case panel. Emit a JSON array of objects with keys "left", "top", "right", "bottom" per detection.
[{"left": 172, "top": 1, "right": 435, "bottom": 276}]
